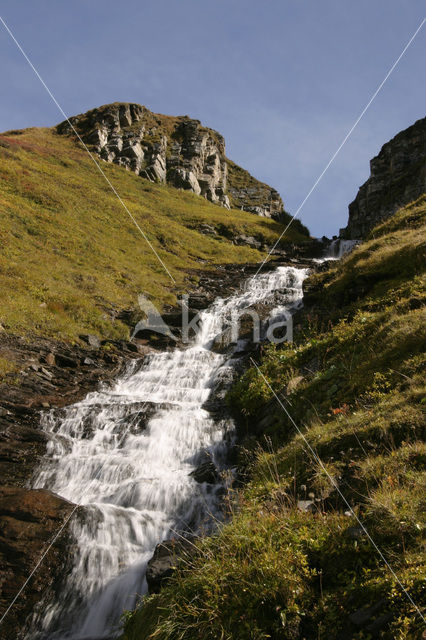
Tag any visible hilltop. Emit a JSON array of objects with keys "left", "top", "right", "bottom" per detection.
[
  {"left": 0, "top": 118, "right": 308, "bottom": 346},
  {"left": 57, "top": 102, "right": 295, "bottom": 220}
]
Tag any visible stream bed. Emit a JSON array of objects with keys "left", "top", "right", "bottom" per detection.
[{"left": 30, "top": 265, "right": 308, "bottom": 639}]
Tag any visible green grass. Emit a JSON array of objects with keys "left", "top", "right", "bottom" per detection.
[
  {"left": 122, "top": 196, "right": 426, "bottom": 640},
  {"left": 0, "top": 127, "right": 307, "bottom": 344}
]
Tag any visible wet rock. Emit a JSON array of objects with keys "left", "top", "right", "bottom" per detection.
[
  {"left": 0, "top": 421, "right": 47, "bottom": 486},
  {"left": 190, "top": 460, "right": 219, "bottom": 484},
  {"left": 146, "top": 538, "right": 193, "bottom": 593},
  {"left": 0, "top": 487, "right": 76, "bottom": 640},
  {"left": 0, "top": 332, "right": 145, "bottom": 638},
  {"left": 124, "top": 341, "right": 139, "bottom": 353}
]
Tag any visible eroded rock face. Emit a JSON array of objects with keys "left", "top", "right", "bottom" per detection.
[
  {"left": 340, "top": 117, "right": 426, "bottom": 239},
  {"left": 56, "top": 102, "right": 286, "bottom": 219}
]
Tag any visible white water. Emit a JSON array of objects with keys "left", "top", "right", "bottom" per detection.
[
  {"left": 31, "top": 266, "right": 308, "bottom": 640},
  {"left": 326, "top": 238, "right": 357, "bottom": 259}
]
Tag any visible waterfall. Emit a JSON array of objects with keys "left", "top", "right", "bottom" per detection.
[
  {"left": 326, "top": 238, "right": 357, "bottom": 259},
  {"left": 30, "top": 265, "right": 308, "bottom": 640}
]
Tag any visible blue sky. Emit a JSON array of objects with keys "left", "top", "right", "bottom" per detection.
[{"left": 0, "top": 1, "right": 424, "bottom": 236}]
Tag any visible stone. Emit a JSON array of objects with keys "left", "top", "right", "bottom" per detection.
[
  {"left": 124, "top": 341, "right": 139, "bottom": 353},
  {"left": 190, "top": 460, "right": 219, "bottom": 484},
  {"left": 55, "top": 353, "right": 79, "bottom": 368},
  {"left": 0, "top": 487, "right": 75, "bottom": 639},
  {"left": 346, "top": 525, "right": 366, "bottom": 540},
  {"left": 79, "top": 334, "right": 101, "bottom": 349},
  {"left": 233, "top": 234, "right": 262, "bottom": 249},
  {"left": 45, "top": 352, "right": 55, "bottom": 366},
  {"left": 286, "top": 375, "right": 304, "bottom": 395},
  {"left": 297, "top": 500, "right": 316, "bottom": 513},
  {"left": 170, "top": 168, "right": 201, "bottom": 195},
  {"left": 146, "top": 538, "right": 193, "bottom": 593},
  {"left": 349, "top": 599, "right": 387, "bottom": 627}
]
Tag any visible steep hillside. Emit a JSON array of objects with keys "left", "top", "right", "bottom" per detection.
[
  {"left": 57, "top": 102, "right": 303, "bottom": 222},
  {"left": 0, "top": 125, "right": 308, "bottom": 345},
  {"left": 340, "top": 116, "right": 426, "bottom": 239},
  {"left": 123, "top": 196, "right": 426, "bottom": 639}
]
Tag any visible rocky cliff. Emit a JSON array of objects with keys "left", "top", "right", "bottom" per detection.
[
  {"left": 340, "top": 116, "right": 426, "bottom": 239},
  {"left": 57, "top": 103, "right": 286, "bottom": 220}
]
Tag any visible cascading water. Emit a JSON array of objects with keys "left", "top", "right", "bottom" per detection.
[
  {"left": 30, "top": 265, "right": 308, "bottom": 640},
  {"left": 326, "top": 238, "right": 357, "bottom": 259}
]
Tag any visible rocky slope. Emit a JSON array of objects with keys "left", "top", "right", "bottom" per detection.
[
  {"left": 0, "top": 111, "right": 312, "bottom": 637},
  {"left": 57, "top": 102, "right": 287, "bottom": 220},
  {"left": 340, "top": 116, "right": 426, "bottom": 238}
]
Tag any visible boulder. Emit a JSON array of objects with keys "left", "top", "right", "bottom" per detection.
[
  {"left": 146, "top": 538, "right": 193, "bottom": 594},
  {"left": 190, "top": 460, "right": 219, "bottom": 484},
  {"left": 79, "top": 334, "right": 101, "bottom": 349}
]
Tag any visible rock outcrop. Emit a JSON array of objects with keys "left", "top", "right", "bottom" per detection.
[
  {"left": 56, "top": 103, "right": 286, "bottom": 219},
  {"left": 0, "top": 487, "right": 75, "bottom": 640},
  {"left": 340, "top": 116, "right": 426, "bottom": 239},
  {"left": 146, "top": 538, "right": 193, "bottom": 594}
]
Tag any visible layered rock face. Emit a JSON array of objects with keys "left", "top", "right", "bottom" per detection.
[
  {"left": 340, "top": 117, "right": 426, "bottom": 239},
  {"left": 57, "top": 103, "right": 286, "bottom": 219}
]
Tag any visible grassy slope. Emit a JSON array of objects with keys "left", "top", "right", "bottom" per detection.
[
  {"left": 123, "top": 196, "right": 426, "bottom": 639},
  {"left": 0, "top": 127, "right": 306, "bottom": 344}
]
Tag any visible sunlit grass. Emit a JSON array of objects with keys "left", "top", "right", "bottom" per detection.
[
  {"left": 122, "top": 197, "right": 426, "bottom": 639},
  {"left": 0, "top": 127, "right": 307, "bottom": 342}
]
